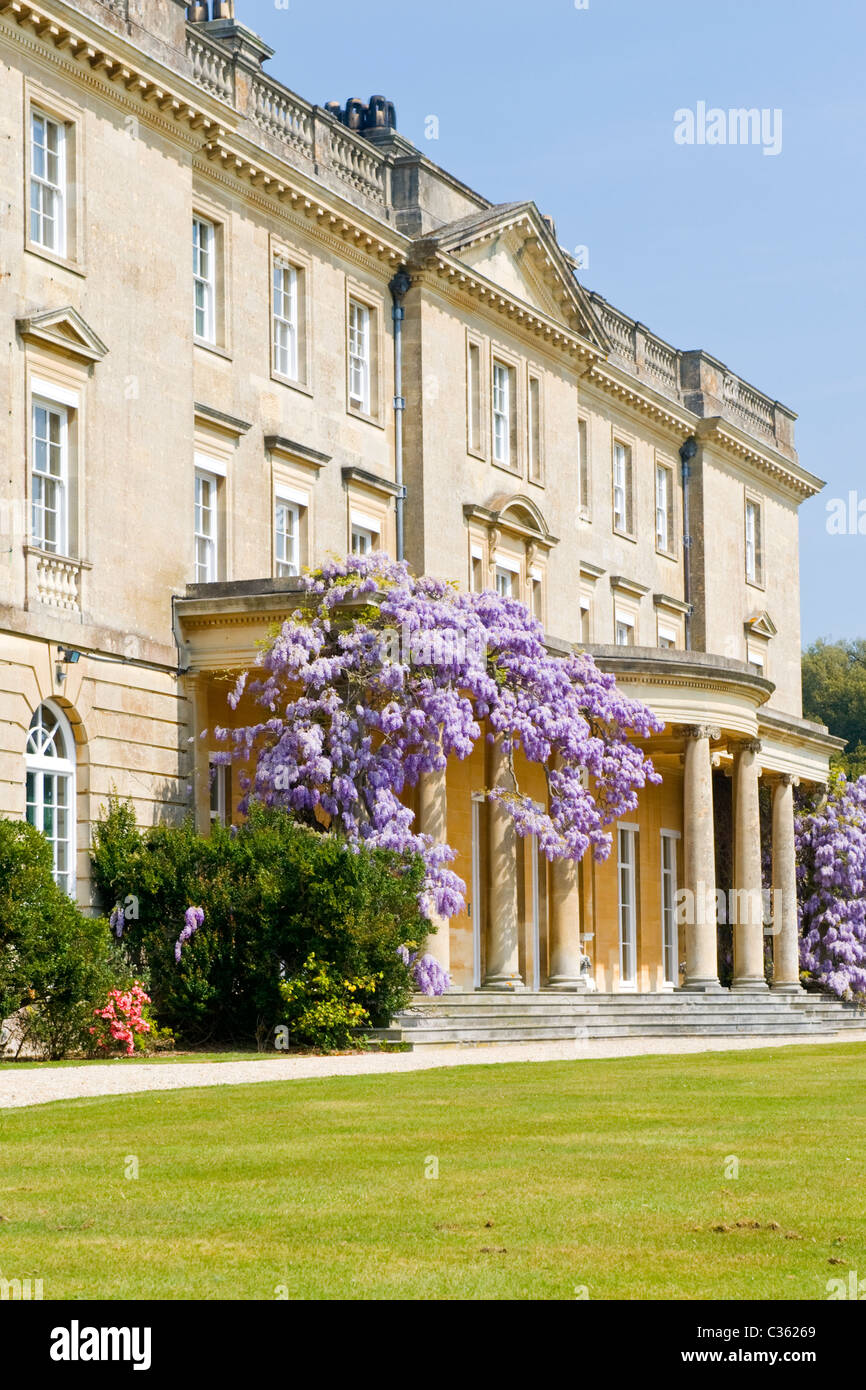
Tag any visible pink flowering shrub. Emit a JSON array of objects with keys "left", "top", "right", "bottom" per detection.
[{"left": 89, "top": 983, "right": 163, "bottom": 1057}]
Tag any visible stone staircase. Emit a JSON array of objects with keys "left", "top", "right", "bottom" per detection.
[{"left": 371, "top": 990, "right": 866, "bottom": 1048}]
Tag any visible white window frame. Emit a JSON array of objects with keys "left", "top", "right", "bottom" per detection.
[
  {"left": 193, "top": 215, "right": 216, "bottom": 343},
  {"left": 657, "top": 620, "right": 678, "bottom": 650},
  {"left": 351, "top": 523, "right": 375, "bottom": 556},
  {"left": 613, "top": 441, "right": 631, "bottom": 534},
  {"left": 618, "top": 824, "right": 639, "bottom": 989},
  {"left": 272, "top": 257, "right": 299, "bottom": 381},
  {"left": 745, "top": 497, "right": 763, "bottom": 585},
  {"left": 194, "top": 468, "right": 219, "bottom": 582},
  {"left": 348, "top": 299, "right": 371, "bottom": 414},
  {"left": 275, "top": 497, "right": 300, "bottom": 578},
  {"left": 655, "top": 463, "right": 672, "bottom": 553},
  {"left": 25, "top": 701, "right": 76, "bottom": 895},
  {"left": 492, "top": 361, "right": 513, "bottom": 467},
  {"left": 615, "top": 613, "right": 634, "bottom": 647},
  {"left": 30, "top": 108, "right": 66, "bottom": 255},
  {"left": 660, "top": 830, "right": 680, "bottom": 987},
  {"left": 31, "top": 396, "right": 69, "bottom": 556}
]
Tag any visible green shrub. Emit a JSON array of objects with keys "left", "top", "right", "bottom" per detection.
[
  {"left": 0, "top": 819, "right": 119, "bottom": 1059},
  {"left": 91, "top": 797, "right": 424, "bottom": 1047},
  {"left": 279, "top": 953, "right": 380, "bottom": 1052}
]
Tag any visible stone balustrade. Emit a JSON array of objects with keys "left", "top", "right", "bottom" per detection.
[{"left": 27, "top": 549, "right": 85, "bottom": 614}]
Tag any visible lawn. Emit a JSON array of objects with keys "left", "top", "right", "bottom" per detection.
[{"left": 1, "top": 1043, "right": 865, "bottom": 1300}]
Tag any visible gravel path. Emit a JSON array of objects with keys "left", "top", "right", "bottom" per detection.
[{"left": 3, "top": 1030, "right": 866, "bottom": 1110}]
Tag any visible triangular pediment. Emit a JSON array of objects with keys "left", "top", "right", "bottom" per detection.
[
  {"left": 17, "top": 306, "right": 108, "bottom": 363},
  {"left": 745, "top": 611, "right": 778, "bottom": 639},
  {"left": 412, "top": 202, "right": 609, "bottom": 351}
]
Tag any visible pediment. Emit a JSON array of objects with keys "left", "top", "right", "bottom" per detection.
[
  {"left": 17, "top": 307, "right": 108, "bottom": 363},
  {"left": 745, "top": 611, "right": 778, "bottom": 639},
  {"left": 413, "top": 203, "right": 609, "bottom": 351}
]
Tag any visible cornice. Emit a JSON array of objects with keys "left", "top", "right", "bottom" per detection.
[
  {"left": 410, "top": 255, "right": 603, "bottom": 368},
  {"left": 0, "top": 0, "right": 228, "bottom": 149},
  {"left": 696, "top": 418, "right": 823, "bottom": 501},
  {"left": 194, "top": 140, "right": 405, "bottom": 271},
  {"left": 584, "top": 361, "right": 694, "bottom": 437}
]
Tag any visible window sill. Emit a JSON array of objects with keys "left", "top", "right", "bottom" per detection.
[
  {"left": 467, "top": 445, "right": 488, "bottom": 462},
  {"left": 25, "top": 241, "right": 86, "bottom": 278},
  {"left": 655, "top": 546, "right": 678, "bottom": 561},
  {"left": 745, "top": 576, "right": 766, "bottom": 593},
  {"left": 194, "top": 338, "right": 233, "bottom": 362},
  {"left": 347, "top": 404, "right": 385, "bottom": 430},
  {"left": 491, "top": 458, "right": 522, "bottom": 478},
  {"left": 271, "top": 370, "right": 313, "bottom": 399},
  {"left": 612, "top": 526, "right": 638, "bottom": 543}
]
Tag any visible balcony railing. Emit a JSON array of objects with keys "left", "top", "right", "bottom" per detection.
[{"left": 26, "top": 548, "right": 87, "bottom": 614}]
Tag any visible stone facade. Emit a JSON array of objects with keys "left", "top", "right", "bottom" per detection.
[{"left": 0, "top": 0, "right": 842, "bottom": 989}]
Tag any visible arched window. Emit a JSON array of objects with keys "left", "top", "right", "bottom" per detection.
[{"left": 25, "top": 702, "right": 75, "bottom": 894}]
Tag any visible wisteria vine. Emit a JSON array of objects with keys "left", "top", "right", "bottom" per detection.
[
  {"left": 214, "top": 554, "right": 663, "bottom": 920},
  {"left": 797, "top": 774, "right": 866, "bottom": 998}
]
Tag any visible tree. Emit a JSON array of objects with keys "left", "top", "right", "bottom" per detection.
[
  {"left": 802, "top": 639, "right": 866, "bottom": 778},
  {"left": 796, "top": 775, "right": 866, "bottom": 998},
  {"left": 215, "top": 554, "right": 663, "bottom": 920}
]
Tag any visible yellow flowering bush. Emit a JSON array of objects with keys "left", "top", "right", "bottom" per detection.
[{"left": 278, "top": 953, "right": 383, "bottom": 1051}]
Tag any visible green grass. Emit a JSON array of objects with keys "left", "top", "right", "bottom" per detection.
[{"left": 2, "top": 1043, "right": 865, "bottom": 1300}]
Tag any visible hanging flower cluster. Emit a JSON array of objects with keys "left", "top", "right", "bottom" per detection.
[
  {"left": 90, "top": 984, "right": 152, "bottom": 1057},
  {"left": 215, "top": 555, "right": 663, "bottom": 919},
  {"left": 175, "top": 906, "right": 204, "bottom": 962},
  {"left": 797, "top": 774, "right": 866, "bottom": 998},
  {"left": 397, "top": 944, "right": 450, "bottom": 996}
]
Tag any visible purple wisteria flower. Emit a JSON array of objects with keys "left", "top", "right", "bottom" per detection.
[
  {"left": 397, "top": 945, "right": 450, "bottom": 996},
  {"left": 215, "top": 554, "right": 663, "bottom": 923},
  {"left": 110, "top": 904, "right": 125, "bottom": 939},
  {"left": 175, "top": 906, "right": 205, "bottom": 963},
  {"left": 797, "top": 775, "right": 866, "bottom": 998}
]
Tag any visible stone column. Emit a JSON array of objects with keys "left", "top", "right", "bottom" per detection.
[
  {"left": 732, "top": 739, "right": 769, "bottom": 991},
  {"left": 189, "top": 677, "right": 211, "bottom": 837},
  {"left": 771, "top": 774, "right": 802, "bottom": 992},
  {"left": 483, "top": 737, "right": 524, "bottom": 990},
  {"left": 680, "top": 724, "right": 722, "bottom": 990},
  {"left": 548, "top": 856, "right": 585, "bottom": 989},
  {"left": 417, "top": 767, "right": 450, "bottom": 978}
]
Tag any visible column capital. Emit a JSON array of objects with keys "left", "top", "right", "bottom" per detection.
[
  {"left": 733, "top": 737, "right": 763, "bottom": 756},
  {"left": 676, "top": 723, "right": 721, "bottom": 742},
  {"left": 774, "top": 772, "right": 799, "bottom": 788}
]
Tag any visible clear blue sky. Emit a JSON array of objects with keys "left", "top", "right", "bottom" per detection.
[{"left": 239, "top": 0, "right": 866, "bottom": 646}]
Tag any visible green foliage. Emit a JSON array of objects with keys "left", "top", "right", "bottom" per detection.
[
  {"left": 91, "top": 797, "right": 424, "bottom": 1047},
  {"left": 279, "top": 953, "right": 380, "bottom": 1052},
  {"left": 0, "top": 819, "right": 119, "bottom": 1059},
  {"left": 802, "top": 639, "right": 866, "bottom": 777}
]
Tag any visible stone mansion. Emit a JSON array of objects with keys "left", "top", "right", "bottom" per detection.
[{"left": 0, "top": 0, "right": 842, "bottom": 999}]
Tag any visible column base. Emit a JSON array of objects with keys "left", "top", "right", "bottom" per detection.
[
  {"left": 545, "top": 976, "right": 591, "bottom": 992},
  {"left": 731, "top": 977, "right": 770, "bottom": 992},
  {"left": 771, "top": 981, "right": 804, "bottom": 995},
  {"left": 678, "top": 978, "right": 725, "bottom": 993},
  {"left": 482, "top": 975, "right": 526, "bottom": 991}
]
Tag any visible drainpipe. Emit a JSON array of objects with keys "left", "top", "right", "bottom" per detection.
[
  {"left": 389, "top": 269, "right": 411, "bottom": 562},
  {"left": 679, "top": 435, "right": 698, "bottom": 651}
]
